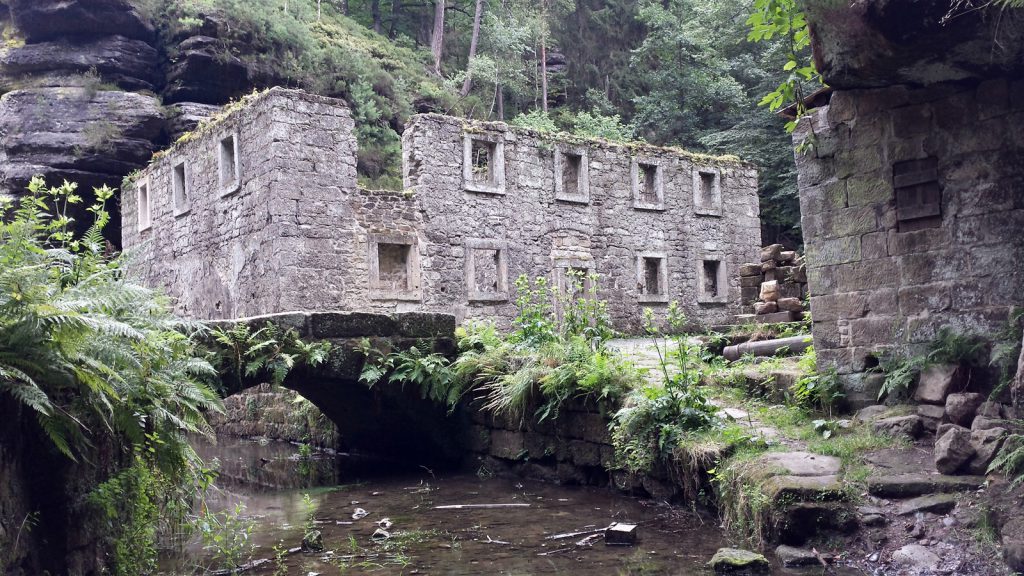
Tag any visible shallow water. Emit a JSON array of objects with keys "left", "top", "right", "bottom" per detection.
[
  {"left": 161, "top": 435, "right": 852, "bottom": 575},
  {"left": 161, "top": 434, "right": 737, "bottom": 573}
]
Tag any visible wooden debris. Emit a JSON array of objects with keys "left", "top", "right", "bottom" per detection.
[{"left": 434, "top": 503, "right": 531, "bottom": 510}]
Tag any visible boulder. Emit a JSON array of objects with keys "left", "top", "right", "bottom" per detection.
[
  {"left": 739, "top": 263, "right": 762, "bottom": 277},
  {"left": 914, "top": 364, "right": 967, "bottom": 404},
  {"left": 855, "top": 404, "right": 891, "bottom": 423},
  {"left": 778, "top": 250, "right": 797, "bottom": 263},
  {"left": 163, "top": 35, "right": 250, "bottom": 105},
  {"left": 977, "top": 401, "right": 1003, "bottom": 418},
  {"left": 753, "top": 301, "right": 778, "bottom": 315},
  {"left": 872, "top": 415, "right": 923, "bottom": 440},
  {"left": 0, "top": 35, "right": 158, "bottom": 92},
  {"left": 8, "top": 0, "right": 155, "bottom": 43},
  {"left": 708, "top": 548, "right": 770, "bottom": 574},
  {"left": 0, "top": 88, "right": 163, "bottom": 192},
  {"left": 934, "top": 426, "right": 973, "bottom": 474},
  {"left": 1003, "top": 517, "right": 1024, "bottom": 573},
  {"left": 945, "top": 393, "right": 984, "bottom": 427},
  {"left": 774, "top": 545, "right": 819, "bottom": 567},
  {"left": 966, "top": 427, "right": 1008, "bottom": 475},
  {"left": 972, "top": 416, "right": 1022, "bottom": 433},
  {"left": 891, "top": 544, "right": 941, "bottom": 571}
]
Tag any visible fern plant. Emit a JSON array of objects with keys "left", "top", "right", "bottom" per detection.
[
  {"left": 0, "top": 177, "right": 222, "bottom": 468},
  {"left": 358, "top": 340, "right": 463, "bottom": 409},
  {"left": 207, "top": 321, "right": 331, "bottom": 392}
]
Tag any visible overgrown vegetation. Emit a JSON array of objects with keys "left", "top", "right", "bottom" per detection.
[
  {"left": 208, "top": 321, "right": 332, "bottom": 393},
  {"left": 0, "top": 178, "right": 224, "bottom": 572},
  {"left": 874, "top": 328, "right": 987, "bottom": 401}
]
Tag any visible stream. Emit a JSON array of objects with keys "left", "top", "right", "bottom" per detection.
[{"left": 159, "top": 435, "right": 797, "bottom": 575}]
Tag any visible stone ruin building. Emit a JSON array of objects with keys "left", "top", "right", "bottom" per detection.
[
  {"left": 120, "top": 88, "right": 761, "bottom": 332},
  {"left": 794, "top": 2, "right": 1024, "bottom": 407}
]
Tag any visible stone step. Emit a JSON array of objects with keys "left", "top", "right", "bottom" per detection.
[
  {"left": 866, "top": 473, "right": 986, "bottom": 498},
  {"left": 896, "top": 493, "right": 957, "bottom": 516}
]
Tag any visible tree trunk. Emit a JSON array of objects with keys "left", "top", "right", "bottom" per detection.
[
  {"left": 460, "top": 0, "right": 485, "bottom": 96},
  {"left": 388, "top": 0, "right": 402, "bottom": 38},
  {"left": 342, "top": 0, "right": 349, "bottom": 16},
  {"left": 539, "top": 0, "right": 548, "bottom": 112},
  {"left": 497, "top": 84, "right": 504, "bottom": 119},
  {"left": 430, "top": 0, "right": 446, "bottom": 75},
  {"left": 1014, "top": 331, "right": 1024, "bottom": 407},
  {"left": 317, "top": 0, "right": 322, "bottom": 20},
  {"left": 372, "top": 0, "right": 382, "bottom": 33}
]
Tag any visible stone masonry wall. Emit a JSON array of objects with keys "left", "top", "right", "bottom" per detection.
[
  {"left": 123, "top": 89, "right": 761, "bottom": 331},
  {"left": 403, "top": 115, "right": 761, "bottom": 331},
  {"left": 122, "top": 89, "right": 358, "bottom": 319},
  {"left": 795, "top": 79, "right": 1024, "bottom": 407}
]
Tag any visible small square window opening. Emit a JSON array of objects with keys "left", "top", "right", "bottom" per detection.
[
  {"left": 470, "top": 140, "right": 496, "bottom": 186},
  {"left": 377, "top": 243, "right": 411, "bottom": 292}
]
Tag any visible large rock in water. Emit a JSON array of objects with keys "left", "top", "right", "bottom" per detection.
[
  {"left": 708, "top": 548, "right": 770, "bottom": 574},
  {"left": 0, "top": 35, "right": 159, "bottom": 92},
  {"left": 0, "top": 87, "right": 163, "bottom": 193},
  {"left": 8, "top": 0, "right": 155, "bottom": 43}
]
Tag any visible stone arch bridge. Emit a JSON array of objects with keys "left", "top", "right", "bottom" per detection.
[{"left": 213, "top": 311, "right": 464, "bottom": 466}]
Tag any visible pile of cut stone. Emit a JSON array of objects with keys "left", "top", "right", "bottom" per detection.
[
  {"left": 912, "top": 365, "right": 1018, "bottom": 476},
  {"left": 737, "top": 244, "right": 808, "bottom": 324}
]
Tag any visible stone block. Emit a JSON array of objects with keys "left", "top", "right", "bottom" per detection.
[
  {"left": 846, "top": 175, "right": 892, "bottom": 207},
  {"left": 777, "top": 282, "right": 803, "bottom": 299},
  {"left": 896, "top": 494, "right": 956, "bottom": 516},
  {"left": 739, "top": 263, "right": 762, "bottom": 277},
  {"left": 806, "top": 235, "right": 861, "bottom": 267},
  {"left": 917, "top": 404, "right": 945, "bottom": 432},
  {"left": 759, "top": 280, "right": 779, "bottom": 302},
  {"left": 740, "top": 275, "right": 762, "bottom": 288},
  {"left": 754, "top": 311, "right": 800, "bottom": 324},
  {"left": 568, "top": 440, "right": 601, "bottom": 467},
  {"left": 489, "top": 429, "right": 526, "bottom": 460},
  {"left": 914, "top": 364, "right": 967, "bottom": 404},
  {"left": 777, "top": 297, "right": 804, "bottom": 312},
  {"left": 761, "top": 244, "right": 784, "bottom": 262},
  {"left": 740, "top": 286, "right": 760, "bottom": 303},
  {"left": 934, "top": 426, "right": 973, "bottom": 474},
  {"left": 945, "top": 393, "right": 983, "bottom": 427},
  {"left": 754, "top": 301, "right": 778, "bottom": 315}
]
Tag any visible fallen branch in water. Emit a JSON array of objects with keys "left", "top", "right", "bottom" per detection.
[
  {"left": 434, "top": 503, "right": 531, "bottom": 510},
  {"left": 544, "top": 525, "right": 610, "bottom": 540}
]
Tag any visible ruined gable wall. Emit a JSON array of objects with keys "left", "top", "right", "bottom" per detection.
[
  {"left": 122, "top": 88, "right": 357, "bottom": 319},
  {"left": 796, "top": 79, "right": 1024, "bottom": 407},
  {"left": 403, "top": 115, "right": 761, "bottom": 331}
]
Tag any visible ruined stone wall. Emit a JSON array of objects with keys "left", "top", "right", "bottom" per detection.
[
  {"left": 403, "top": 115, "right": 761, "bottom": 330},
  {"left": 795, "top": 79, "right": 1024, "bottom": 407},
  {"left": 123, "top": 89, "right": 760, "bottom": 331},
  {"left": 122, "top": 89, "right": 358, "bottom": 319}
]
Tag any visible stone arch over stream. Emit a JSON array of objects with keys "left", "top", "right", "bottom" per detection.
[{"left": 218, "top": 311, "right": 467, "bottom": 468}]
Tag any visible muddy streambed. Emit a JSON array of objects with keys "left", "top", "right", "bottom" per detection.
[{"left": 160, "top": 436, "right": 844, "bottom": 575}]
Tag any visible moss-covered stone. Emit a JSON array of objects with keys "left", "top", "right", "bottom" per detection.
[{"left": 707, "top": 548, "right": 770, "bottom": 574}]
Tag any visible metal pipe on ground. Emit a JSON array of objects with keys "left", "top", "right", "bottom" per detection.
[{"left": 723, "top": 335, "right": 812, "bottom": 362}]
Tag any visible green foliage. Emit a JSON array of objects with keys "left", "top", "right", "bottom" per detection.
[
  {"left": 509, "top": 110, "right": 559, "bottom": 133},
  {"left": 569, "top": 110, "right": 634, "bottom": 141},
  {"left": 208, "top": 321, "right": 331, "bottom": 391},
  {"left": 612, "top": 304, "right": 719, "bottom": 475},
  {"left": 790, "top": 346, "right": 843, "bottom": 415},
  {"left": 358, "top": 341, "right": 463, "bottom": 409},
  {"left": 875, "top": 328, "right": 987, "bottom": 401},
  {"left": 197, "top": 503, "right": 256, "bottom": 571},
  {"left": 0, "top": 177, "right": 221, "bottom": 467},
  {"left": 452, "top": 276, "right": 637, "bottom": 424},
  {"left": 990, "top": 308, "right": 1023, "bottom": 397},
  {"left": 989, "top": 434, "right": 1024, "bottom": 487},
  {"left": 746, "top": 0, "right": 822, "bottom": 132}
]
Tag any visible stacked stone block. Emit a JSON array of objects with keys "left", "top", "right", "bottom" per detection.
[{"left": 736, "top": 243, "right": 809, "bottom": 323}]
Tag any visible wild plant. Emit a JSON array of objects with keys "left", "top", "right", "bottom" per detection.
[{"left": 197, "top": 503, "right": 255, "bottom": 571}]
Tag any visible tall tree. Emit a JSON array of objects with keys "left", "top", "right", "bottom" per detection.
[
  {"left": 431, "top": 0, "right": 446, "bottom": 74},
  {"left": 461, "top": 0, "right": 487, "bottom": 95},
  {"left": 539, "top": 0, "right": 549, "bottom": 111}
]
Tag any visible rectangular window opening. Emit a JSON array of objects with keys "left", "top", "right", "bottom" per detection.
[
  {"left": 470, "top": 139, "right": 496, "bottom": 186},
  {"left": 172, "top": 162, "right": 187, "bottom": 212},
  {"left": 473, "top": 248, "right": 501, "bottom": 294},
  {"left": 703, "top": 260, "right": 721, "bottom": 299},
  {"left": 640, "top": 163, "right": 658, "bottom": 204},
  {"left": 137, "top": 182, "right": 151, "bottom": 231},
  {"left": 699, "top": 172, "right": 716, "bottom": 208},
  {"left": 562, "top": 153, "right": 582, "bottom": 197},
  {"left": 219, "top": 134, "right": 238, "bottom": 189},
  {"left": 562, "top": 267, "right": 593, "bottom": 300},
  {"left": 377, "top": 243, "right": 411, "bottom": 292},
  {"left": 894, "top": 157, "right": 941, "bottom": 232},
  {"left": 643, "top": 257, "right": 663, "bottom": 296}
]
